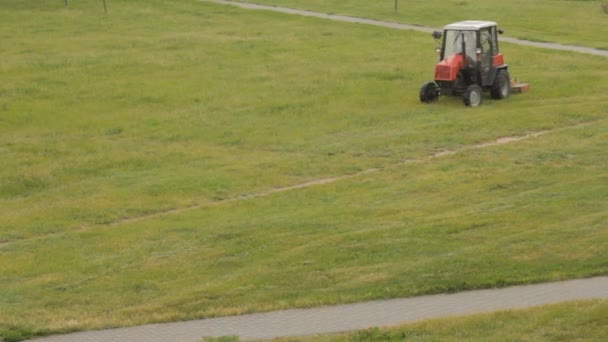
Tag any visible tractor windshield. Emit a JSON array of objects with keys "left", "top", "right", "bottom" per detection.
[{"left": 443, "top": 30, "right": 477, "bottom": 61}]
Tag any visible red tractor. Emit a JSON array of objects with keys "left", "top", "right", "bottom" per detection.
[{"left": 420, "top": 21, "right": 510, "bottom": 107}]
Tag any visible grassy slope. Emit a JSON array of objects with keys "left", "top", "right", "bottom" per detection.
[
  {"left": 1, "top": 0, "right": 608, "bottom": 339},
  {"left": 239, "top": 0, "right": 608, "bottom": 49},
  {"left": 271, "top": 300, "right": 608, "bottom": 342}
]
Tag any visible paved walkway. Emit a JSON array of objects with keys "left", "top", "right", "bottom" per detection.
[
  {"left": 28, "top": 276, "right": 608, "bottom": 341},
  {"left": 205, "top": 0, "right": 608, "bottom": 58}
]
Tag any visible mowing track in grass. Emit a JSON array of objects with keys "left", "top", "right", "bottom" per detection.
[{"left": 3, "top": 119, "right": 599, "bottom": 248}]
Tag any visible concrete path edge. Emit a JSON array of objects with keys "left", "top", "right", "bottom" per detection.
[{"left": 28, "top": 276, "right": 608, "bottom": 342}]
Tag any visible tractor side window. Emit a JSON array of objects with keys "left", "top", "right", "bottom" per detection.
[
  {"left": 480, "top": 28, "right": 493, "bottom": 67},
  {"left": 480, "top": 29, "right": 492, "bottom": 56}
]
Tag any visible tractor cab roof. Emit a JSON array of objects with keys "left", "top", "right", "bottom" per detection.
[{"left": 444, "top": 20, "right": 497, "bottom": 31}]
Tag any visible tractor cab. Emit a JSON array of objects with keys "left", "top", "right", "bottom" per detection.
[{"left": 420, "top": 21, "right": 510, "bottom": 107}]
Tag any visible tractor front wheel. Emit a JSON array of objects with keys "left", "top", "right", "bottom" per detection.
[
  {"left": 491, "top": 69, "right": 510, "bottom": 99},
  {"left": 419, "top": 81, "right": 439, "bottom": 103},
  {"left": 463, "top": 84, "right": 482, "bottom": 107}
]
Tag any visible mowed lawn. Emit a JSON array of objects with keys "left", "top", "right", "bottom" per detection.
[
  {"left": 1, "top": 0, "right": 608, "bottom": 340},
  {"left": 239, "top": 0, "right": 608, "bottom": 50}
]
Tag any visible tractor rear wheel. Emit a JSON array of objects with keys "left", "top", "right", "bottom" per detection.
[
  {"left": 419, "top": 81, "right": 439, "bottom": 103},
  {"left": 491, "top": 69, "right": 510, "bottom": 99},
  {"left": 463, "top": 84, "right": 482, "bottom": 107}
]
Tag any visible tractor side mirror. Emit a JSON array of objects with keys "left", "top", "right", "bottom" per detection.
[
  {"left": 432, "top": 31, "right": 443, "bottom": 39},
  {"left": 498, "top": 29, "right": 504, "bottom": 35}
]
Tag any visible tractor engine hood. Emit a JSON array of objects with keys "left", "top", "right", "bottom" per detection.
[{"left": 434, "top": 54, "right": 463, "bottom": 82}]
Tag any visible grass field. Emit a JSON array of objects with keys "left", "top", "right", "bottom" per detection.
[
  {"left": 270, "top": 300, "right": 608, "bottom": 342},
  {"left": 1, "top": 0, "right": 608, "bottom": 340},
  {"left": 239, "top": 0, "right": 608, "bottom": 50}
]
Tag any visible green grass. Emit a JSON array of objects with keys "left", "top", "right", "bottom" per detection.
[
  {"left": 1, "top": 0, "right": 608, "bottom": 340},
  {"left": 239, "top": 0, "right": 608, "bottom": 50},
  {"left": 271, "top": 300, "right": 608, "bottom": 341}
]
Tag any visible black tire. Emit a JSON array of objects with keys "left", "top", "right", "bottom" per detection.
[
  {"left": 419, "top": 81, "right": 439, "bottom": 103},
  {"left": 463, "top": 84, "right": 482, "bottom": 107},
  {"left": 491, "top": 69, "right": 510, "bottom": 99}
]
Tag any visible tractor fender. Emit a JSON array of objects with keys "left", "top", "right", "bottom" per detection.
[
  {"left": 493, "top": 53, "right": 506, "bottom": 68},
  {"left": 487, "top": 64, "right": 508, "bottom": 87}
]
